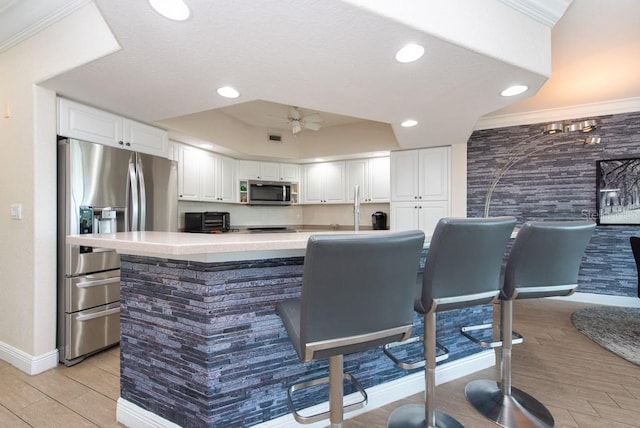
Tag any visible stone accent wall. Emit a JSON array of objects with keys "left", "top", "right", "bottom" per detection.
[
  {"left": 119, "top": 252, "right": 492, "bottom": 427},
  {"left": 467, "top": 111, "right": 640, "bottom": 297}
]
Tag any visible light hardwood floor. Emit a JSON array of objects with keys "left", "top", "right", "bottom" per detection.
[{"left": 0, "top": 299, "right": 638, "bottom": 427}]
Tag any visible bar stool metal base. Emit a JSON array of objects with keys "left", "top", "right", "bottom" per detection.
[
  {"left": 465, "top": 379, "right": 554, "bottom": 428},
  {"left": 387, "top": 403, "right": 463, "bottom": 428}
]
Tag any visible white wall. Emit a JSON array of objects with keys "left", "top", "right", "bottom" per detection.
[{"left": 0, "top": 3, "right": 119, "bottom": 372}]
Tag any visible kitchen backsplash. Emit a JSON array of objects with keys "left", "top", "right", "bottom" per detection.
[{"left": 178, "top": 201, "right": 389, "bottom": 229}]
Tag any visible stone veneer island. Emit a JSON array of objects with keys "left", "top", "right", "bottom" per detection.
[{"left": 67, "top": 231, "right": 496, "bottom": 427}]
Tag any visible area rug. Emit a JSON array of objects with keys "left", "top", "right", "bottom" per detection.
[{"left": 571, "top": 306, "right": 640, "bottom": 366}]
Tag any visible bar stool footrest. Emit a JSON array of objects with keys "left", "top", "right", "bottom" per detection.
[
  {"left": 383, "top": 336, "right": 449, "bottom": 370},
  {"left": 460, "top": 323, "right": 524, "bottom": 348},
  {"left": 287, "top": 373, "right": 368, "bottom": 424}
]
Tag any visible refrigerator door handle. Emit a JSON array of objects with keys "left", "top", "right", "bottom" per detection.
[
  {"left": 136, "top": 154, "right": 147, "bottom": 231},
  {"left": 127, "top": 159, "right": 139, "bottom": 231},
  {"left": 75, "top": 277, "right": 120, "bottom": 289},
  {"left": 75, "top": 307, "right": 121, "bottom": 321}
]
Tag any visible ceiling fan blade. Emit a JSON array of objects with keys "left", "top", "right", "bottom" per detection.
[
  {"left": 304, "top": 122, "right": 321, "bottom": 131},
  {"left": 303, "top": 113, "right": 322, "bottom": 124}
]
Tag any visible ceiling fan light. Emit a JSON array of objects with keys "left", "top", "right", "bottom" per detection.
[
  {"left": 217, "top": 86, "right": 240, "bottom": 99},
  {"left": 149, "top": 0, "right": 190, "bottom": 21},
  {"left": 395, "top": 43, "right": 425, "bottom": 63}
]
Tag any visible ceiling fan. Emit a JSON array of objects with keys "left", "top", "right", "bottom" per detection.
[{"left": 287, "top": 106, "right": 322, "bottom": 134}]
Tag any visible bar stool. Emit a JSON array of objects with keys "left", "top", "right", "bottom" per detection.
[
  {"left": 385, "top": 216, "right": 516, "bottom": 428},
  {"left": 465, "top": 220, "right": 595, "bottom": 428},
  {"left": 276, "top": 231, "right": 425, "bottom": 428}
]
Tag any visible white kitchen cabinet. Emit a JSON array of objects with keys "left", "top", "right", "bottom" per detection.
[
  {"left": 178, "top": 145, "right": 202, "bottom": 201},
  {"left": 122, "top": 119, "right": 169, "bottom": 158},
  {"left": 390, "top": 146, "right": 450, "bottom": 235},
  {"left": 238, "top": 160, "right": 300, "bottom": 182},
  {"left": 178, "top": 144, "right": 236, "bottom": 202},
  {"left": 58, "top": 98, "right": 169, "bottom": 158},
  {"left": 279, "top": 163, "right": 300, "bottom": 182},
  {"left": 390, "top": 201, "right": 449, "bottom": 236},
  {"left": 346, "top": 157, "right": 390, "bottom": 203},
  {"left": 302, "top": 161, "right": 346, "bottom": 204},
  {"left": 390, "top": 146, "right": 449, "bottom": 202},
  {"left": 215, "top": 155, "right": 237, "bottom": 202}
]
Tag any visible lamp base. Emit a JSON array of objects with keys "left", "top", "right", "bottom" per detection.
[{"left": 465, "top": 380, "right": 554, "bottom": 428}]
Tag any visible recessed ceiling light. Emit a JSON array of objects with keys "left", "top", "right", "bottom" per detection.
[
  {"left": 149, "top": 0, "right": 191, "bottom": 21},
  {"left": 200, "top": 143, "right": 213, "bottom": 149},
  {"left": 401, "top": 119, "right": 418, "bottom": 128},
  {"left": 395, "top": 43, "right": 425, "bottom": 63},
  {"left": 216, "top": 86, "right": 240, "bottom": 99},
  {"left": 501, "top": 85, "right": 528, "bottom": 97},
  {"left": 314, "top": 158, "right": 324, "bottom": 162}
]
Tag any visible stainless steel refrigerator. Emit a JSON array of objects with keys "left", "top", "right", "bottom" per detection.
[{"left": 57, "top": 138, "right": 177, "bottom": 365}]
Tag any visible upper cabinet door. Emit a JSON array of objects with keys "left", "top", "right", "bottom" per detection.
[
  {"left": 367, "top": 157, "right": 390, "bottom": 202},
  {"left": 323, "top": 162, "right": 346, "bottom": 203},
  {"left": 302, "top": 163, "right": 325, "bottom": 203},
  {"left": 346, "top": 159, "right": 367, "bottom": 202},
  {"left": 216, "top": 155, "right": 237, "bottom": 202},
  {"left": 279, "top": 163, "right": 300, "bottom": 182},
  {"left": 237, "top": 160, "right": 261, "bottom": 180},
  {"left": 390, "top": 150, "right": 420, "bottom": 201},
  {"left": 123, "top": 119, "right": 169, "bottom": 159},
  {"left": 178, "top": 145, "right": 201, "bottom": 201},
  {"left": 418, "top": 146, "right": 449, "bottom": 200},
  {"left": 58, "top": 98, "right": 123, "bottom": 147}
]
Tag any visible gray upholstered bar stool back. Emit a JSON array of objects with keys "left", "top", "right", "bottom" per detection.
[
  {"left": 276, "top": 231, "right": 425, "bottom": 428},
  {"left": 386, "top": 216, "right": 516, "bottom": 428},
  {"left": 465, "top": 220, "right": 595, "bottom": 428}
]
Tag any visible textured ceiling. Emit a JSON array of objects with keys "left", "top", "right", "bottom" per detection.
[{"left": 3, "top": 0, "right": 639, "bottom": 158}]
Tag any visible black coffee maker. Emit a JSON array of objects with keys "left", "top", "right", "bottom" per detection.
[{"left": 372, "top": 211, "right": 387, "bottom": 230}]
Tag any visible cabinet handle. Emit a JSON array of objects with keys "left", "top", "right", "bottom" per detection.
[
  {"left": 125, "top": 142, "right": 131, "bottom": 147},
  {"left": 419, "top": 196, "right": 422, "bottom": 199},
  {"left": 118, "top": 141, "right": 124, "bottom": 146},
  {"left": 414, "top": 196, "right": 418, "bottom": 199}
]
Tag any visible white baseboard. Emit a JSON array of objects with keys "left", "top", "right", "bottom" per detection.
[
  {"left": 117, "top": 350, "right": 496, "bottom": 428},
  {"left": 117, "top": 398, "right": 182, "bottom": 428},
  {"left": 0, "top": 342, "right": 58, "bottom": 375},
  {"left": 555, "top": 292, "right": 640, "bottom": 308}
]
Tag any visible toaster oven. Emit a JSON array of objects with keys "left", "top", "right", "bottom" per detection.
[{"left": 184, "top": 212, "right": 230, "bottom": 233}]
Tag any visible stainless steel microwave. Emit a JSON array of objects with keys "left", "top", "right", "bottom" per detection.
[{"left": 247, "top": 180, "right": 292, "bottom": 206}]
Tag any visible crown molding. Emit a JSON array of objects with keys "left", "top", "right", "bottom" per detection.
[
  {"left": 499, "top": 0, "right": 573, "bottom": 27},
  {"left": 475, "top": 97, "right": 640, "bottom": 130},
  {"left": 0, "top": 0, "right": 91, "bottom": 54}
]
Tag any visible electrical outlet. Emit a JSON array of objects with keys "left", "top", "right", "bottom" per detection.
[{"left": 10, "top": 203, "right": 22, "bottom": 220}]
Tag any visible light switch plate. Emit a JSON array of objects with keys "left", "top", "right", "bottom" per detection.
[{"left": 10, "top": 203, "right": 22, "bottom": 220}]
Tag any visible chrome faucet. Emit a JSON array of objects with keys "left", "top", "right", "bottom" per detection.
[{"left": 354, "top": 184, "right": 360, "bottom": 231}]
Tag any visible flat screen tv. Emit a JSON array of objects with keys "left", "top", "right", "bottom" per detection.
[{"left": 596, "top": 157, "right": 640, "bottom": 225}]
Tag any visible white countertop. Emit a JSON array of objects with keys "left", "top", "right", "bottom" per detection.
[{"left": 66, "top": 230, "right": 400, "bottom": 262}]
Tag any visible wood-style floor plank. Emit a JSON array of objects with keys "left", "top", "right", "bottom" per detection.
[{"left": 349, "top": 299, "right": 640, "bottom": 427}]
